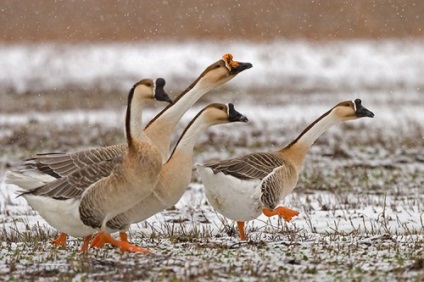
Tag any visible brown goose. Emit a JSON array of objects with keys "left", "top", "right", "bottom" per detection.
[
  {"left": 7, "top": 78, "right": 171, "bottom": 252},
  {"left": 89, "top": 103, "right": 248, "bottom": 250},
  {"left": 196, "top": 99, "right": 375, "bottom": 241}
]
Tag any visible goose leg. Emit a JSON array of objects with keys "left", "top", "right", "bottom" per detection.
[
  {"left": 263, "top": 206, "right": 299, "bottom": 222},
  {"left": 90, "top": 232, "right": 105, "bottom": 248},
  {"left": 237, "top": 221, "right": 247, "bottom": 241},
  {"left": 79, "top": 235, "right": 92, "bottom": 252},
  {"left": 93, "top": 231, "right": 151, "bottom": 253},
  {"left": 91, "top": 232, "right": 129, "bottom": 249},
  {"left": 51, "top": 232, "right": 67, "bottom": 247},
  {"left": 119, "top": 232, "right": 129, "bottom": 243}
]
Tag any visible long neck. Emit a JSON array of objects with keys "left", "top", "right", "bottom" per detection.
[
  {"left": 144, "top": 79, "right": 214, "bottom": 161},
  {"left": 280, "top": 110, "right": 339, "bottom": 170},
  {"left": 168, "top": 114, "right": 210, "bottom": 161},
  {"left": 125, "top": 88, "right": 147, "bottom": 150}
]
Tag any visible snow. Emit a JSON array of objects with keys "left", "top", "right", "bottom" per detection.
[{"left": 1, "top": 40, "right": 423, "bottom": 94}]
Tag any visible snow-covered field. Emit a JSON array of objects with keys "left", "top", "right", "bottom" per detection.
[{"left": 0, "top": 40, "right": 423, "bottom": 281}]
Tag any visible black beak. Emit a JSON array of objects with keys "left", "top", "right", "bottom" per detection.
[
  {"left": 154, "top": 78, "right": 172, "bottom": 104},
  {"left": 229, "top": 61, "right": 253, "bottom": 75},
  {"left": 354, "top": 99, "right": 375, "bottom": 118},
  {"left": 228, "top": 103, "right": 248, "bottom": 122}
]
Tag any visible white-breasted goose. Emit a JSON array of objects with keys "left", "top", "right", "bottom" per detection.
[
  {"left": 7, "top": 78, "right": 171, "bottom": 252},
  {"left": 196, "top": 99, "right": 375, "bottom": 241},
  {"left": 89, "top": 103, "right": 248, "bottom": 249}
]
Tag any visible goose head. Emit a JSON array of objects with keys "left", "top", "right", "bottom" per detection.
[
  {"left": 332, "top": 99, "right": 374, "bottom": 121},
  {"left": 197, "top": 54, "right": 253, "bottom": 89},
  {"left": 202, "top": 103, "right": 249, "bottom": 125},
  {"left": 132, "top": 78, "right": 172, "bottom": 104}
]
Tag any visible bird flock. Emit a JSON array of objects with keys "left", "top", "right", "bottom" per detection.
[{"left": 6, "top": 53, "right": 374, "bottom": 253}]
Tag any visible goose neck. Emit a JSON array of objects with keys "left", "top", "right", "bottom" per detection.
[
  {"left": 159, "top": 81, "right": 211, "bottom": 128},
  {"left": 144, "top": 79, "right": 213, "bottom": 160},
  {"left": 281, "top": 110, "right": 340, "bottom": 169},
  {"left": 126, "top": 93, "right": 147, "bottom": 148},
  {"left": 169, "top": 115, "right": 210, "bottom": 160}
]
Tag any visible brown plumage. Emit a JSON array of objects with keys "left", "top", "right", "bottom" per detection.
[{"left": 7, "top": 78, "right": 171, "bottom": 253}]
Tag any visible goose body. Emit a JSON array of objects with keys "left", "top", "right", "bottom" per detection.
[
  {"left": 199, "top": 152, "right": 298, "bottom": 222},
  {"left": 7, "top": 78, "right": 171, "bottom": 251},
  {"left": 100, "top": 103, "right": 248, "bottom": 236},
  {"left": 197, "top": 99, "right": 375, "bottom": 240}
]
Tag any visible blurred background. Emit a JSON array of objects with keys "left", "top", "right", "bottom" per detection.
[
  {"left": 1, "top": 0, "right": 423, "bottom": 99},
  {"left": 1, "top": 0, "right": 423, "bottom": 42}
]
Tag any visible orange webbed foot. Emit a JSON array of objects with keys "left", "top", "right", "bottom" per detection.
[
  {"left": 263, "top": 206, "right": 300, "bottom": 222},
  {"left": 118, "top": 241, "right": 151, "bottom": 253},
  {"left": 94, "top": 232, "right": 151, "bottom": 253},
  {"left": 51, "top": 232, "right": 67, "bottom": 247}
]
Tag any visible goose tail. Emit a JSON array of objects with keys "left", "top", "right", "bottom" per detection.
[{"left": 5, "top": 165, "right": 56, "bottom": 191}]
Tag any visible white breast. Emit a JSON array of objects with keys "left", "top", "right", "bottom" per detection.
[
  {"left": 197, "top": 166, "right": 263, "bottom": 222},
  {"left": 23, "top": 194, "right": 96, "bottom": 237}
]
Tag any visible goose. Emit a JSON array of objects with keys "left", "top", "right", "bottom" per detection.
[
  {"left": 6, "top": 54, "right": 252, "bottom": 249},
  {"left": 89, "top": 103, "right": 248, "bottom": 250},
  {"left": 196, "top": 99, "right": 375, "bottom": 241},
  {"left": 7, "top": 78, "right": 172, "bottom": 252}
]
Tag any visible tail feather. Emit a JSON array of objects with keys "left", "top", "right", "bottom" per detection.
[{"left": 5, "top": 169, "right": 56, "bottom": 191}]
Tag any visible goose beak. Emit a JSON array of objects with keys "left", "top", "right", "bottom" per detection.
[
  {"left": 156, "top": 89, "right": 172, "bottom": 104},
  {"left": 229, "top": 61, "right": 253, "bottom": 75},
  {"left": 228, "top": 103, "right": 249, "bottom": 122},
  {"left": 154, "top": 78, "right": 172, "bottom": 103},
  {"left": 354, "top": 99, "right": 374, "bottom": 118},
  {"left": 222, "top": 53, "right": 253, "bottom": 76}
]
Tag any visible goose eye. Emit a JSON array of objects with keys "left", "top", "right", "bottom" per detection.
[{"left": 145, "top": 83, "right": 152, "bottom": 87}]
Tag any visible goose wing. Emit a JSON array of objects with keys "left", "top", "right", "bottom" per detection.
[
  {"left": 204, "top": 152, "right": 285, "bottom": 181},
  {"left": 260, "top": 164, "right": 296, "bottom": 209},
  {"left": 27, "top": 143, "right": 127, "bottom": 178},
  {"left": 20, "top": 156, "right": 123, "bottom": 200}
]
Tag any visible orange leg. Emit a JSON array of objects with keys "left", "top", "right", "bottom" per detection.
[
  {"left": 79, "top": 235, "right": 92, "bottom": 252},
  {"left": 90, "top": 232, "right": 105, "bottom": 249},
  {"left": 119, "top": 232, "right": 129, "bottom": 243},
  {"left": 237, "top": 221, "right": 247, "bottom": 241},
  {"left": 51, "top": 232, "right": 67, "bottom": 247},
  {"left": 93, "top": 231, "right": 151, "bottom": 253},
  {"left": 263, "top": 206, "right": 299, "bottom": 222},
  {"left": 91, "top": 232, "right": 129, "bottom": 249}
]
